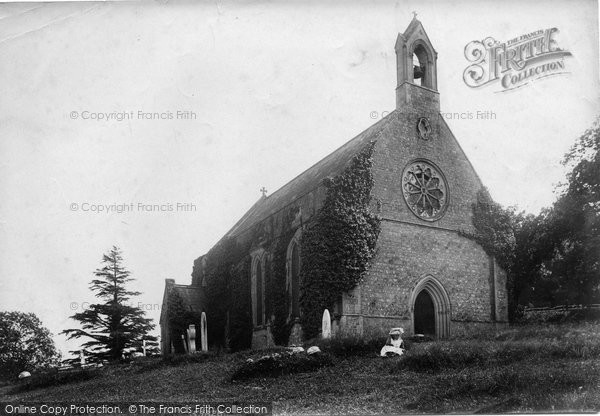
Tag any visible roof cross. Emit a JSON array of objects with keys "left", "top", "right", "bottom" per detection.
[{"left": 260, "top": 187, "right": 268, "bottom": 197}]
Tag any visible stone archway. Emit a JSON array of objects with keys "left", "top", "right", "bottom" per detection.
[
  {"left": 414, "top": 290, "right": 435, "bottom": 336},
  {"left": 409, "top": 275, "right": 451, "bottom": 339}
]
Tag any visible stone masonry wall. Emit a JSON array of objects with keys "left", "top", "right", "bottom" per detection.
[
  {"left": 360, "top": 220, "right": 494, "bottom": 327},
  {"left": 349, "top": 83, "right": 508, "bottom": 335},
  {"left": 371, "top": 87, "right": 484, "bottom": 235}
]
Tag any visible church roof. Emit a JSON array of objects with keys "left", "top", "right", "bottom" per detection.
[
  {"left": 225, "top": 111, "right": 396, "bottom": 238},
  {"left": 171, "top": 285, "right": 203, "bottom": 313},
  {"left": 160, "top": 283, "right": 203, "bottom": 324}
]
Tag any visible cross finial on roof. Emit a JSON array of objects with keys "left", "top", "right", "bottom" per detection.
[
  {"left": 260, "top": 187, "right": 268, "bottom": 197},
  {"left": 412, "top": 11, "right": 418, "bottom": 19}
]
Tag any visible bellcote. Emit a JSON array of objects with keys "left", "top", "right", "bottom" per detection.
[{"left": 395, "top": 17, "right": 440, "bottom": 111}]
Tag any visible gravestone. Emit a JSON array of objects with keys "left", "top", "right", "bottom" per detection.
[
  {"left": 187, "top": 324, "right": 197, "bottom": 354},
  {"left": 201, "top": 312, "right": 208, "bottom": 352},
  {"left": 288, "top": 321, "right": 303, "bottom": 346},
  {"left": 79, "top": 350, "right": 85, "bottom": 365},
  {"left": 322, "top": 309, "right": 332, "bottom": 339},
  {"left": 142, "top": 339, "right": 147, "bottom": 356},
  {"left": 182, "top": 334, "right": 188, "bottom": 353},
  {"left": 331, "top": 318, "right": 339, "bottom": 336}
]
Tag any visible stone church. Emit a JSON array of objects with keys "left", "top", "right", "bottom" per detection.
[{"left": 160, "top": 18, "right": 508, "bottom": 353}]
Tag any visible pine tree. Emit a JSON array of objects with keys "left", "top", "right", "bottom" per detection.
[{"left": 62, "top": 246, "right": 155, "bottom": 362}]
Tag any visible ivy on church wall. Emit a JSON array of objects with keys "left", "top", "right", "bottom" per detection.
[
  {"left": 459, "top": 188, "right": 517, "bottom": 320},
  {"left": 299, "top": 141, "right": 381, "bottom": 339},
  {"left": 269, "top": 228, "right": 294, "bottom": 345},
  {"left": 199, "top": 142, "right": 380, "bottom": 348},
  {"left": 201, "top": 214, "right": 296, "bottom": 350},
  {"left": 203, "top": 237, "right": 252, "bottom": 351},
  {"left": 460, "top": 187, "right": 516, "bottom": 273},
  {"left": 228, "top": 256, "right": 253, "bottom": 350}
]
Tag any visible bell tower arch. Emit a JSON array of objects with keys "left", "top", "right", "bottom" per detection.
[{"left": 394, "top": 16, "right": 440, "bottom": 111}]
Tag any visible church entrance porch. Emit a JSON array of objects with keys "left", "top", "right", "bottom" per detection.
[{"left": 410, "top": 275, "right": 451, "bottom": 339}]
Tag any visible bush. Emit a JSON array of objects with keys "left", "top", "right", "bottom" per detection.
[
  {"left": 317, "top": 334, "right": 387, "bottom": 357},
  {"left": 231, "top": 351, "right": 333, "bottom": 381}
]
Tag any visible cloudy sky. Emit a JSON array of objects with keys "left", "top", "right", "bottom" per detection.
[{"left": 0, "top": 0, "right": 598, "bottom": 357}]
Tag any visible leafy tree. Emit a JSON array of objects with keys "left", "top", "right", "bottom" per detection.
[
  {"left": 511, "top": 212, "right": 551, "bottom": 307},
  {"left": 513, "top": 117, "right": 600, "bottom": 308},
  {"left": 542, "top": 117, "right": 600, "bottom": 304},
  {"left": 0, "top": 311, "right": 60, "bottom": 381},
  {"left": 62, "top": 246, "right": 155, "bottom": 362}
]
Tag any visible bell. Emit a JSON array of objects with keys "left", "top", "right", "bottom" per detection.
[{"left": 413, "top": 64, "right": 425, "bottom": 79}]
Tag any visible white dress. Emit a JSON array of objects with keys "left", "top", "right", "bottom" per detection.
[{"left": 380, "top": 337, "right": 405, "bottom": 357}]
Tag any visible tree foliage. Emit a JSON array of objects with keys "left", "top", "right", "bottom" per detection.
[
  {"left": 513, "top": 117, "right": 600, "bottom": 309},
  {"left": 61, "top": 246, "right": 155, "bottom": 362},
  {"left": 466, "top": 117, "right": 600, "bottom": 316},
  {"left": 535, "top": 118, "right": 600, "bottom": 305},
  {"left": 0, "top": 311, "right": 60, "bottom": 381}
]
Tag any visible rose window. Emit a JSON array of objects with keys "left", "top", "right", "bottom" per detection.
[{"left": 402, "top": 160, "right": 448, "bottom": 221}]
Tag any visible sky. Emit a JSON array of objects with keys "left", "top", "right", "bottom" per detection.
[{"left": 0, "top": 0, "right": 598, "bottom": 358}]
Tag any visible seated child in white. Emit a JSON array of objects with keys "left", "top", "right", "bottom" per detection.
[{"left": 380, "top": 327, "right": 405, "bottom": 357}]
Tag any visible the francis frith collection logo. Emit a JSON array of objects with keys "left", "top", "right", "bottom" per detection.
[{"left": 463, "top": 28, "right": 572, "bottom": 92}]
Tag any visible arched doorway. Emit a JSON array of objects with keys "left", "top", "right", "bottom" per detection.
[
  {"left": 411, "top": 42, "right": 433, "bottom": 89},
  {"left": 409, "top": 275, "right": 451, "bottom": 339},
  {"left": 414, "top": 290, "right": 435, "bottom": 336}
]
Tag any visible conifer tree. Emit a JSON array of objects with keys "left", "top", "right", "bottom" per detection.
[{"left": 62, "top": 246, "right": 155, "bottom": 361}]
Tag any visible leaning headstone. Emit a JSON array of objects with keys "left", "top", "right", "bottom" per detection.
[
  {"left": 187, "top": 324, "right": 197, "bottom": 354},
  {"left": 321, "top": 309, "right": 332, "bottom": 339},
  {"left": 18, "top": 371, "right": 31, "bottom": 379},
  {"left": 201, "top": 312, "right": 208, "bottom": 352},
  {"left": 182, "top": 334, "right": 188, "bottom": 353}
]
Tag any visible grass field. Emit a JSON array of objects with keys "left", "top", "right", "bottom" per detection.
[{"left": 3, "top": 322, "right": 600, "bottom": 414}]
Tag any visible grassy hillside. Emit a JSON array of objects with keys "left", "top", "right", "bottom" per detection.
[{"left": 3, "top": 323, "right": 599, "bottom": 414}]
